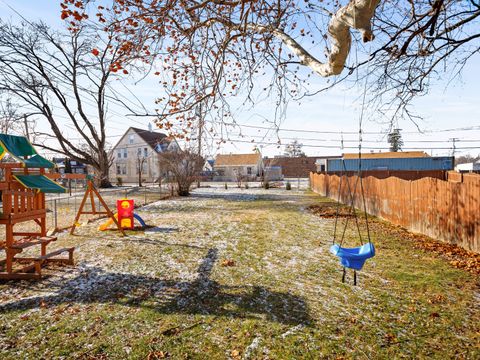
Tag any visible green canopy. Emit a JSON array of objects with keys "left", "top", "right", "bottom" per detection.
[
  {"left": 13, "top": 175, "right": 66, "bottom": 194},
  {"left": 0, "top": 134, "right": 54, "bottom": 168},
  {"left": 22, "top": 155, "right": 56, "bottom": 168}
]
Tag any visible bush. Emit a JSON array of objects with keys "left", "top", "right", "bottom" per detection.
[
  {"left": 158, "top": 150, "right": 204, "bottom": 196},
  {"left": 244, "top": 182, "right": 249, "bottom": 189},
  {"left": 224, "top": 183, "right": 228, "bottom": 189},
  {"left": 116, "top": 177, "right": 123, "bottom": 186},
  {"left": 286, "top": 181, "right": 292, "bottom": 190},
  {"left": 264, "top": 181, "right": 270, "bottom": 189}
]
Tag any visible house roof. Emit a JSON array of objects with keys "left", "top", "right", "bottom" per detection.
[
  {"left": 131, "top": 127, "right": 170, "bottom": 148},
  {"left": 111, "top": 127, "right": 173, "bottom": 151},
  {"left": 343, "top": 151, "right": 430, "bottom": 159},
  {"left": 215, "top": 153, "right": 262, "bottom": 166}
]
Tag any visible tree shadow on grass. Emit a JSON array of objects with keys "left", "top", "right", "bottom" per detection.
[{"left": 0, "top": 248, "right": 311, "bottom": 326}]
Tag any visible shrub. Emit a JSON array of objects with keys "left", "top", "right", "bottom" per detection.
[
  {"left": 286, "top": 181, "right": 292, "bottom": 190},
  {"left": 116, "top": 177, "right": 123, "bottom": 186},
  {"left": 244, "top": 182, "right": 249, "bottom": 189},
  {"left": 158, "top": 150, "right": 204, "bottom": 196},
  {"left": 264, "top": 181, "right": 270, "bottom": 189},
  {"left": 224, "top": 183, "right": 228, "bottom": 189}
]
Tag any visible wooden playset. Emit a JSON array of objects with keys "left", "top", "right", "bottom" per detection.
[
  {"left": 0, "top": 134, "right": 74, "bottom": 280},
  {"left": 70, "top": 176, "right": 125, "bottom": 236}
]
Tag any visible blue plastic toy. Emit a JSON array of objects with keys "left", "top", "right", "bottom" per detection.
[
  {"left": 330, "top": 243, "right": 375, "bottom": 271},
  {"left": 133, "top": 213, "right": 146, "bottom": 227}
]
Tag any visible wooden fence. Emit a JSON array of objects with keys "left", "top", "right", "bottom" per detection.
[{"left": 310, "top": 172, "right": 480, "bottom": 253}]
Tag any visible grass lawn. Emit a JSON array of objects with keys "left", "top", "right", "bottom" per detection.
[{"left": 1, "top": 186, "right": 479, "bottom": 359}]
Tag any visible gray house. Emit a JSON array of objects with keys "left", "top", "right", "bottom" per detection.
[{"left": 110, "top": 127, "right": 179, "bottom": 184}]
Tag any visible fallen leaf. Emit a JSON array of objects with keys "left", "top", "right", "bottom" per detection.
[
  {"left": 147, "top": 351, "right": 169, "bottom": 359},
  {"left": 230, "top": 349, "right": 241, "bottom": 359},
  {"left": 221, "top": 259, "right": 235, "bottom": 267},
  {"left": 429, "top": 312, "right": 440, "bottom": 319},
  {"left": 384, "top": 333, "right": 397, "bottom": 343}
]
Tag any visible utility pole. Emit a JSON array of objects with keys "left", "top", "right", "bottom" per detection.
[
  {"left": 449, "top": 138, "right": 459, "bottom": 157},
  {"left": 196, "top": 104, "right": 203, "bottom": 188},
  {"left": 23, "top": 114, "right": 30, "bottom": 141}
]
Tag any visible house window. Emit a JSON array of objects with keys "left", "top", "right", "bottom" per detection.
[
  {"left": 129, "top": 134, "right": 135, "bottom": 144},
  {"left": 247, "top": 167, "right": 252, "bottom": 175},
  {"left": 136, "top": 162, "right": 147, "bottom": 174},
  {"left": 123, "top": 148, "right": 128, "bottom": 158},
  {"left": 116, "top": 165, "right": 121, "bottom": 175},
  {"left": 117, "top": 150, "right": 122, "bottom": 159},
  {"left": 137, "top": 148, "right": 142, "bottom": 156},
  {"left": 144, "top": 148, "right": 148, "bottom": 157},
  {"left": 122, "top": 165, "right": 127, "bottom": 175}
]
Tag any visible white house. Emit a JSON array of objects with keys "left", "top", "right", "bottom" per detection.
[
  {"left": 455, "top": 162, "right": 480, "bottom": 172},
  {"left": 213, "top": 153, "right": 263, "bottom": 181},
  {"left": 110, "top": 127, "right": 179, "bottom": 184}
]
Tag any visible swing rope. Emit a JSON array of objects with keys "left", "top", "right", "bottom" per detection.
[{"left": 329, "top": 10, "right": 376, "bottom": 283}]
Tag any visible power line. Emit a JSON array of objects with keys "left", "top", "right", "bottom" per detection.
[
  {"left": 207, "top": 120, "right": 480, "bottom": 135},
  {"left": 217, "top": 132, "right": 480, "bottom": 144},
  {"left": 209, "top": 137, "right": 480, "bottom": 150}
]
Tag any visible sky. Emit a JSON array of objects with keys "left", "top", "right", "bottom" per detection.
[{"left": 0, "top": 0, "right": 479, "bottom": 159}]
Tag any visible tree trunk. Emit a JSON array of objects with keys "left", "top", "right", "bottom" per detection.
[
  {"left": 177, "top": 180, "right": 191, "bottom": 196},
  {"left": 97, "top": 153, "right": 112, "bottom": 188}
]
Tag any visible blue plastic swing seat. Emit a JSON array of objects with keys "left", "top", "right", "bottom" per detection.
[{"left": 330, "top": 243, "right": 375, "bottom": 270}]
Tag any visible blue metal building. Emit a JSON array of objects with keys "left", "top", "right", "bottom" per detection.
[{"left": 327, "top": 156, "right": 454, "bottom": 172}]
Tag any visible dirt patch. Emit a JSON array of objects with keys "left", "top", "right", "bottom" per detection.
[{"left": 307, "top": 203, "right": 356, "bottom": 218}]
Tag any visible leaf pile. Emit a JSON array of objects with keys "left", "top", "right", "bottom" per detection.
[
  {"left": 307, "top": 204, "right": 356, "bottom": 218},
  {"left": 384, "top": 224, "right": 480, "bottom": 275},
  {"left": 368, "top": 218, "right": 479, "bottom": 275}
]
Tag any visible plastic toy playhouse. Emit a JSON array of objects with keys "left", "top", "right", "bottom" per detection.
[{"left": 0, "top": 134, "right": 74, "bottom": 280}]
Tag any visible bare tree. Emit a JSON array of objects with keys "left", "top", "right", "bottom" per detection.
[
  {"left": 0, "top": 98, "right": 20, "bottom": 135},
  {"left": 233, "top": 168, "right": 245, "bottom": 188},
  {"left": 158, "top": 150, "right": 204, "bottom": 196},
  {"left": 62, "top": 1, "right": 480, "bottom": 132},
  {"left": 0, "top": 98, "right": 37, "bottom": 138},
  {"left": 0, "top": 20, "right": 139, "bottom": 187},
  {"left": 136, "top": 149, "right": 148, "bottom": 187},
  {"left": 455, "top": 154, "right": 480, "bottom": 166}
]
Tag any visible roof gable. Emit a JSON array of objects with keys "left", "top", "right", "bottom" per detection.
[
  {"left": 111, "top": 127, "right": 172, "bottom": 151},
  {"left": 131, "top": 127, "right": 170, "bottom": 149}
]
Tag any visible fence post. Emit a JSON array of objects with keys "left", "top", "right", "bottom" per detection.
[{"left": 144, "top": 185, "right": 147, "bottom": 205}]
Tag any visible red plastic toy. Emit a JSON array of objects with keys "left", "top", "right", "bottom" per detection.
[{"left": 117, "top": 199, "right": 135, "bottom": 229}]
